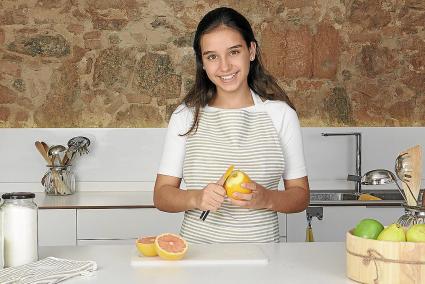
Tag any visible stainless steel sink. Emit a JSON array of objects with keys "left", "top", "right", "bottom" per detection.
[{"left": 310, "top": 190, "right": 404, "bottom": 202}]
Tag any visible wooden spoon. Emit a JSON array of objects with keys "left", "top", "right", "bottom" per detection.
[{"left": 35, "top": 141, "right": 52, "bottom": 165}]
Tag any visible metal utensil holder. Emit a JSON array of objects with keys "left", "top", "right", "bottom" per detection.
[
  {"left": 397, "top": 203, "right": 425, "bottom": 227},
  {"left": 43, "top": 165, "right": 76, "bottom": 195}
]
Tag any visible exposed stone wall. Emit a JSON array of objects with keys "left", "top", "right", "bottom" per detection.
[{"left": 0, "top": 0, "right": 424, "bottom": 127}]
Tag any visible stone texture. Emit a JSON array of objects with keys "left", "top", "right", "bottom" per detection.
[
  {"left": 13, "top": 79, "right": 26, "bottom": 92},
  {"left": 0, "top": 85, "right": 17, "bottom": 104},
  {"left": 0, "top": 106, "right": 10, "bottom": 121},
  {"left": 0, "top": 28, "right": 5, "bottom": 45},
  {"left": 357, "top": 44, "right": 396, "bottom": 78},
  {"left": 7, "top": 34, "right": 71, "bottom": 57},
  {"left": 36, "top": 0, "right": 65, "bottom": 9},
  {"left": 111, "top": 104, "right": 164, "bottom": 127},
  {"left": 0, "top": 60, "right": 21, "bottom": 77},
  {"left": 262, "top": 24, "right": 313, "bottom": 78},
  {"left": 89, "top": 9, "right": 129, "bottom": 31},
  {"left": 67, "top": 24, "right": 85, "bottom": 35},
  {"left": 261, "top": 23, "right": 287, "bottom": 78},
  {"left": 324, "top": 87, "right": 353, "bottom": 125},
  {"left": 133, "top": 53, "right": 181, "bottom": 102},
  {"left": 84, "top": 39, "right": 102, "bottom": 50},
  {"left": 83, "top": 31, "right": 101, "bottom": 40},
  {"left": 93, "top": 47, "right": 136, "bottom": 89},
  {"left": 282, "top": 0, "right": 313, "bottom": 9},
  {"left": 0, "top": 0, "right": 424, "bottom": 127},
  {"left": 313, "top": 24, "right": 340, "bottom": 79},
  {"left": 125, "top": 92, "right": 151, "bottom": 104},
  {"left": 348, "top": 0, "right": 391, "bottom": 30},
  {"left": 15, "top": 109, "right": 29, "bottom": 122},
  {"left": 33, "top": 61, "right": 82, "bottom": 127},
  {"left": 0, "top": 8, "right": 29, "bottom": 25}
]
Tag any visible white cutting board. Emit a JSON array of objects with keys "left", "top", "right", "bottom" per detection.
[{"left": 130, "top": 243, "right": 268, "bottom": 267}]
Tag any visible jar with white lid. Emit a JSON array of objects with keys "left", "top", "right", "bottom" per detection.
[{"left": 1, "top": 192, "right": 38, "bottom": 267}]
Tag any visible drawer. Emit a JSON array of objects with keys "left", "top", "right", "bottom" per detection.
[
  {"left": 78, "top": 239, "right": 136, "bottom": 246},
  {"left": 77, "top": 208, "right": 184, "bottom": 240},
  {"left": 38, "top": 209, "right": 77, "bottom": 246}
]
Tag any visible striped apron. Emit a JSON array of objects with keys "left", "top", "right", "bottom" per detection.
[{"left": 180, "top": 102, "right": 285, "bottom": 244}]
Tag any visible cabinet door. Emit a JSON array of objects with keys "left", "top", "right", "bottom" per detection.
[
  {"left": 77, "top": 208, "right": 184, "bottom": 242},
  {"left": 38, "top": 209, "right": 77, "bottom": 246},
  {"left": 287, "top": 206, "right": 404, "bottom": 242},
  {"left": 278, "top": 213, "right": 286, "bottom": 237},
  {"left": 77, "top": 239, "right": 136, "bottom": 246}
]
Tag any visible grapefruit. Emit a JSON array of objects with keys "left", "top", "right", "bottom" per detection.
[
  {"left": 353, "top": 218, "right": 384, "bottom": 239},
  {"left": 377, "top": 223, "right": 406, "bottom": 242},
  {"left": 406, "top": 224, "right": 425, "bottom": 242},
  {"left": 154, "top": 233, "right": 188, "bottom": 260},
  {"left": 222, "top": 165, "right": 235, "bottom": 184},
  {"left": 224, "top": 170, "right": 252, "bottom": 200},
  {"left": 136, "top": 236, "right": 157, "bottom": 257}
]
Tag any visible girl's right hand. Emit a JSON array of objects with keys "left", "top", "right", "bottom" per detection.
[{"left": 196, "top": 173, "right": 227, "bottom": 211}]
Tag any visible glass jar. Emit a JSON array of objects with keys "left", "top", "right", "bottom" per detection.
[
  {"left": 43, "top": 165, "right": 76, "bottom": 195},
  {"left": 397, "top": 203, "right": 425, "bottom": 228},
  {"left": 0, "top": 192, "right": 38, "bottom": 267}
]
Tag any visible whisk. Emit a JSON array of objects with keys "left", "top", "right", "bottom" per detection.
[{"left": 397, "top": 204, "right": 425, "bottom": 227}]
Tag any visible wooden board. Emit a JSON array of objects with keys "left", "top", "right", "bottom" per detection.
[
  {"left": 130, "top": 243, "right": 268, "bottom": 267},
  {"left": 398, "top": 145, "right": 422, "bottom": 206}
]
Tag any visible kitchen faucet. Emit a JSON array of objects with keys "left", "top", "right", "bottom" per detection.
[{"left": 321, "top": 132, "right": 362, "bottom": 194}]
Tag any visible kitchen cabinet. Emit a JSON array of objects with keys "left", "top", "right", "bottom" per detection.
[
  {"left": 278, "top": 213, "right": 287, "bottom": 238},
  {"left": 286, "top": 206, "right": 404, "bottom": 242},
  {"left": 39, "top": 209, "right": 287, "bottom": 246},
  {"left": 77, "top": 208, "right": 184, "bottom": 244},
  {"left": 38, "top": 209, "right": 77, "bottom": 246}
]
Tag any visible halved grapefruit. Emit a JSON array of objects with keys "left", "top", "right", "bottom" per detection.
[
  {"left": 154, "top": 233, "right": 188, "bottom": 260},
  {"left": 136, "top": 236, "right": 157, "bottom": 257}
]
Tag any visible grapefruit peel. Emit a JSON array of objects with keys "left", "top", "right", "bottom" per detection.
[{"left": 136, "top": 236, "right": 158, "bottom": 257}]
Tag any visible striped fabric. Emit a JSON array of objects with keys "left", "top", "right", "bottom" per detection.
[
  {"left": 0, "top": 257, "right": 97, "bottom": 284},
  {"left": 181, "top": 108, "right": 284, "bottom": 243}
]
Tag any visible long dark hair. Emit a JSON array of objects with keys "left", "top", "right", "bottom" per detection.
[{"left": 182, "top": 7, "right": 295, "bottom": 135}]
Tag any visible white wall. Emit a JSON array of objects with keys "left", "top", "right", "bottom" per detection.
[{"left": 0, "top": 127, "right": 424, "bottom": 192}]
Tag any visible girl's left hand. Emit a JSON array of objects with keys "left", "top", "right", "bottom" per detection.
[{"left": 229, "top": 182, "right": 270, "bottom": 209}]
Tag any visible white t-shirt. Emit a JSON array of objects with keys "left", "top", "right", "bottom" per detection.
[{"left": 158, "top": 91, "right": 307, "bottom": 181}]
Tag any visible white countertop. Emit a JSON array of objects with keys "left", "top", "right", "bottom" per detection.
[
  {"left": 34, "top": 191, "right": 154, "bottom": 209},
  {"left": 39, "top": 242, "right": 353, "bottom": 284}
]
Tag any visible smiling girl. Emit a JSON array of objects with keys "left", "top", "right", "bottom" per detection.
[{"left": 154, "top": 7, "right": 310, "bottom": 243}]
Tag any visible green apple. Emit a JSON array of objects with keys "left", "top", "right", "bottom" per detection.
[
  {"left": 406, "top": 224, "right": 425, "bottom": 242},
  {"left": 377, "top": 223, "right": 406, "bottom": 242},
  {"left": 353, "top": 218, "right": 384, "bottom": 239}
]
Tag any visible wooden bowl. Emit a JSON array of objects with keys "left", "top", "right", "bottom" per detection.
[{"left": 346, "top": 230, "right": 425, "bottom": 284}]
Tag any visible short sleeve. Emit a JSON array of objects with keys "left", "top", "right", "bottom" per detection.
[
  {"left": 278, "top": 105, "right": 307, "bottom": 180},
  {"left": 157, "top": 105, "right": 192, "bottom": 178}
]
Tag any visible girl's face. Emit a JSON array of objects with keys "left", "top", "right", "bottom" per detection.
[{"left": 200, "top": 25, "right": 256, "bottom": 97}]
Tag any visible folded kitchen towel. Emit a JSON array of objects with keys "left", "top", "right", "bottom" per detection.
[{"left": 0, "top": 257, "right": 97, "bottom": 284}]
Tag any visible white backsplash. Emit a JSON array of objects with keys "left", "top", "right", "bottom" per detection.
[{"left": 0, "top": 127, "right": 424, "bottom": 192}]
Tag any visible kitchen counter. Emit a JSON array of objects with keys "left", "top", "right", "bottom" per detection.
[
  {"left": 39, "top": 242, "right": 353, "bottom": 284},
  {"left": 34, "top": 191, "right": 155, "bottom": 209},
  {"left": 32, "top": 190, "right": 405, "bottom": 209}
]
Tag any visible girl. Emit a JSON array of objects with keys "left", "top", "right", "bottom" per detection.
[{"left": 154, "top": 7, "right": 310, "bottom": 243}]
